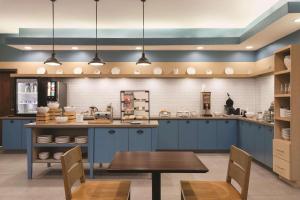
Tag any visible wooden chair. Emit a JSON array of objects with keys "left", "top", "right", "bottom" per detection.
[
  {"left": 181, "top": 145, "right": 252, "bottom": 200},
  {"left": 61, "top": 146, "right": 130, "bottom": 200}
]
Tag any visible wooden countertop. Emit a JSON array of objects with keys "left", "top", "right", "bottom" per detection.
[{"left": 24, "top": 120, "right": 159, "bottom": 128}]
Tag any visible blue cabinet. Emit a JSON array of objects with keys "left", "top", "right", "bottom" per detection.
[
  {"left": 2, "top": 120, "right": 22, "bottom": 150},
  {"left": 179, "top": 120, "right": 198, "bottom": 150},
  {"left": 129, "top": 128, "right": 152, "bottom": 151},
  {"left": 157, "top": 120, "right": 179, "bottom": 149},
  {"left": 216, "top": 120, "right": 237, "bottom": 150},
  {"left": 198, "top": 120, "right": 217, "bottom": 150},
  {"left": 254, "top": 125, "right": 265, "bottom": 163},
  {"left": 238, "top": 121, "right": 253, "bottom": 153},
  {"left": 264, "top": 126, "right": 274, "bottom": 168},
  {"left": 21, "top": 120, "right": 34, "bottom": 150},
  {"left": 94, "top": 128, "right": 128, "bottom": 163}
]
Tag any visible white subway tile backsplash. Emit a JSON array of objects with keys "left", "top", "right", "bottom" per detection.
[{"left": 66, "top": 76, "right": 274, "bottom": 117}]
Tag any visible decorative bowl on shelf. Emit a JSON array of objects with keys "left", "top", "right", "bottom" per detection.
[
  {"left": 153, "top": 67, "right": 163, "bottom": 75},
  {"left": 73, "top": 67, "right": 83, "bottom": 74},
  {"left": 284, "top": 55, "right": 291, "bottom": 70},
  {"left": 225, "top": 67, "right": 234, "bottom": 75},
  {"left": 55, "top": 116, "right": 68, "bottom": 123},
  {"left": 186, "top": 67, "right": 196, "bottom": 75},
  {"left": 111, "top": 67, "right": 121, "bottom": 75},
  {"left": 55, "top": 69, "right": 64, "bottom": 74},
  {"left": 47, "top": 102, "right": 60, "bottom": 109},
  {"left": 37, "top": 107, "right": 49, "bottom": 114},
  {"left": 36, "top": 67, "right": 47, "bottom": 74},
  {"left": 205, "top": 69, "right": 213, "bottom": 75}
]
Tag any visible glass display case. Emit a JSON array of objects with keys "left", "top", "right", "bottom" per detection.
[{"left": 16, "top": 78, "right": 38, "bottom": 115}]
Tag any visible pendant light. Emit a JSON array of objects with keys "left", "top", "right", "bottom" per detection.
[
  {"left": 136, "top": 0, "right": 151, "bottom": 66},
  {"left": 89, "top": 0, "right": 105, "bottom": 66},
  {"left": 44, "top": 0, "right": 61, "bottom": 66}
]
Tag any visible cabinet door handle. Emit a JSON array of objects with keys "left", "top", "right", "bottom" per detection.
[
  {"left": 225, "top": 120, "right": 229, "bottom": 124},
  {"left": 186, "top": 120, "right": 190, "bottom": 124},
  {"left": 167, "top": 120, "right": 171, "bottom": 124},
  {"left": 108, "top": 130, "right": 116, "bottom": 134},
  {"left": 137, "top": 130, "right": 144, "bottom": 134},
  {"left": 206, "top": 120, "right": 210, "bottom": 124},
  {"left": 10, "top": 120, "right": 14, "bottom": 123}
]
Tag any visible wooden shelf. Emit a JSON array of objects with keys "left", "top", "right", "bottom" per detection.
[
  {"left": 275, "top": 94, "right": 291, "bottom": 98},
  {"left": 10, "top": 73, "right": 271, "bottom": 79},
  {"left": 274, "top": 69, "right": 290, "bottom": 76},
  {"left": 275, "top": 117, "right": 291, "bottom": 122},
  {"left": 33, "top": 143, "right": 88, "bottom": 147},
  {"left": 33, "top": 159, "right": 88, "bottom": 163}
]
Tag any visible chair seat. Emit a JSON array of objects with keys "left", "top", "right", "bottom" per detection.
[
  {"left": 72, "top": 180, "right": 130, "bottom": 200},
  {"left": 181, "top": 181, "right": 241, "bottom": 200}
]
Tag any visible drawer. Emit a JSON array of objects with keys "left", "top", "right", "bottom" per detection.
[
  {"left": 273, "top": 156, "right": 291, "bottom": 180},
  {"left": 273, "top": 139, "right": 291, "bottom": 162}
]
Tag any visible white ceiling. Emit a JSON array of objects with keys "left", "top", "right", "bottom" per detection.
[{"left": 0, "top": 0, "right": 281, "bottom": 33}]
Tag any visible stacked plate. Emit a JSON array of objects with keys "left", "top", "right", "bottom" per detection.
[
  {"left": 37, "top": 135, "right": 52, "bottom": 144},
  {"left": 38, "top": 152, "right": 50, "bottom": 160},
  {"left": 53, "top": 152, "right": 64, "bottom": 160},
  {"left": 282, "top": 128, "right": 291, "bottom": 140},
  {"left": 285, "top": 110, "right": 292, "bottom": 118},
  {"left": 55, "top": 136, "right": 70, "bottom": 144},
  {"left": 75, "top": 136, "right": 88, "bottom": 144}
]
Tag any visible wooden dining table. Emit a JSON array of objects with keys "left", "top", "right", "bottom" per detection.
[{"left": 107, "top": 151, "right": 209, "bottom": 200}]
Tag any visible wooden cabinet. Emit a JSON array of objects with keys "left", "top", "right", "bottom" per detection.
[
  {"left": 178, "top": 120, "right": 198, "bottom": 150},
  {"left": 157, "top": 120, "right": 179, "bottom": 150},
  {"left": 129, "top": 128, "right": 152, "bottom": 151},
  {"left": 216, "top": 120, "right": 237, "bottom": 150},
  {"left": 94, "top": 128, "right": 128, "bottom": 163},
  {"left": 198, "top": 120, "right": 217, "bottom": 150}
]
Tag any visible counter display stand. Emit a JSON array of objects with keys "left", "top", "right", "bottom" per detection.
[
  {"left": 273, "top": 45, "right": 300, "bottom": 187},
  {"left": 120, "top": 90, "right": 150, "bottom": 122}
]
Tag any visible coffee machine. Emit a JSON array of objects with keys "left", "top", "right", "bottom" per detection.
[{"left": 202, "top": 92, "right": 213, "bottom": 117}]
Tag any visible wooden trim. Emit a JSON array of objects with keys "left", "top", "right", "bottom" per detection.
[{"left": 0, "top": 69, "right": 17, "bottom": 73}]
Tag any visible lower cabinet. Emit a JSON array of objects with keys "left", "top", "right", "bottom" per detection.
[
  {"left": 198, "top": 120, "right": 217, "bottom": 150},
  {"left": 129, "top": 128, "right": 152, "bottom": 151},
  {"left": 238, "top": 120, "right": 274, "bottom": 168},
  {"left": 21, "top": 120, "right": 34, "bottom": 150},
  {"left": 179, "top": 120, "right": 198, "bottom": 150},
  {"left": 94, "top": 128, "right": 129, "bottom": 163},
  {"left": 2, "top": 120, "right": 22, "bottom": 150},
  {"left": 216, "top": 120, "right": 237, "bottom": 150},
  {"left": 157, "top": 120, "right": 179, "bottom": 149}
]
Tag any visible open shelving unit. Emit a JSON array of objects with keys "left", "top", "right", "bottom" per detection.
[{"left": 273, "top": 45, "right": 300, "bottom": 187}]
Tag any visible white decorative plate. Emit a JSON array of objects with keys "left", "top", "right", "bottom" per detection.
[
  {"left": 186, "top": 67, "right": 196, "bottom": 75},
  {"left": 225, "top": 67, "right": 234, "bottom": 75},
  {"left": 36, "top": 67, "right": 46, "bottom": 74},
  {"left": 55, "top": 69, "right": 64, "bottom": 74},
  {"left": 134, "top": 69, "right": 141, "bottom": 74},
  {"left": 94, "top": 69, "right": 101, "bottom": 74},
  {"left": 73, "top": 67, "right": 83, "bottom": 74},
  {"left": 111, "top": 67, "right": 121, "bottom": 75},
  {"left": 153, "top": 67, "right": 163, "bottom": 75}
]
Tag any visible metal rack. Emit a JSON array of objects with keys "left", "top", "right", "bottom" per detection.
[{"left": 120, "top": 90, "right": 150, "bottom": 122}]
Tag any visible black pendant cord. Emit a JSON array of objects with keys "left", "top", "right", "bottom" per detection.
[
  {"left": 142, "top": 0, "right": 145, "bottom": 54},
  {"left": 95, "top": 0, "right": 98, "bottom": 55},
  {"left": 52, "top": 0, "right": 55, "bottom": 55}
]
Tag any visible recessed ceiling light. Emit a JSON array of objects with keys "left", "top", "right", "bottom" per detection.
[
  {"left": 197, "top": 46, "right": 204, "bottom": 50},
  {"left": 135, "top": 46, "right": 142, "bottom": 50},
  {"left": 71, "top": 46, "right": 79, "bottom": 50},
  {"left": 24, "top": 46, "right": 32, "bottom": 50},
  {"left": 246, "top": 46, "right": 253, "bottom": 49},
  {"left": 294, "top": 18, "right": 300, "bottom": 23}
]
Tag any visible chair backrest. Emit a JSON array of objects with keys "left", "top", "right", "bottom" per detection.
[
  {"left": 226, "top": 145, "right": 252, "bottom": 200},
  {"left": 61, "top": 146, "right": 86, "bottom": 200}
]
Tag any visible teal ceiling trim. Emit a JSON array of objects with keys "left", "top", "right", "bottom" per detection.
[{"left": 8, "top": 1, "right": 300, "bottom": 46}]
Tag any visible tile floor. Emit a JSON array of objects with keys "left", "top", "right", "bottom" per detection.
[{"left": 0, "top": 151, "right": 299, "bottom": 200}]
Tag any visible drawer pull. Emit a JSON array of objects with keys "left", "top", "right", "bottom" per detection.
[
  {"left": 167, "top": 120, "right": 171, "bottom": 124},
  {"left": 137, "top": 130, "right": 144, "bottom": 134},
  {"left": 108, "top": 130, "right": 116, "bottom": 134},
  {"left": 206, "top": 120, "right": 210, "bottom": 124},
  {"left": 186, "top": 120, "right": 190, "bottom": 124},
  {"left": 10, "top": 120, "right": 14, "bottom": 123},
  {"left": 225, "top": 120, "right": 229, "bottom": 124}
]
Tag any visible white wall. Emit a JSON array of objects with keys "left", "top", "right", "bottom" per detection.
[{"left": 66, "top": 76, "right": 274, "bottom": 117}]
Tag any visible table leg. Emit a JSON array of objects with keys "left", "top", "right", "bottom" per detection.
[{"left": 152, "top": 172, "right": 161, "bottom": 200}]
